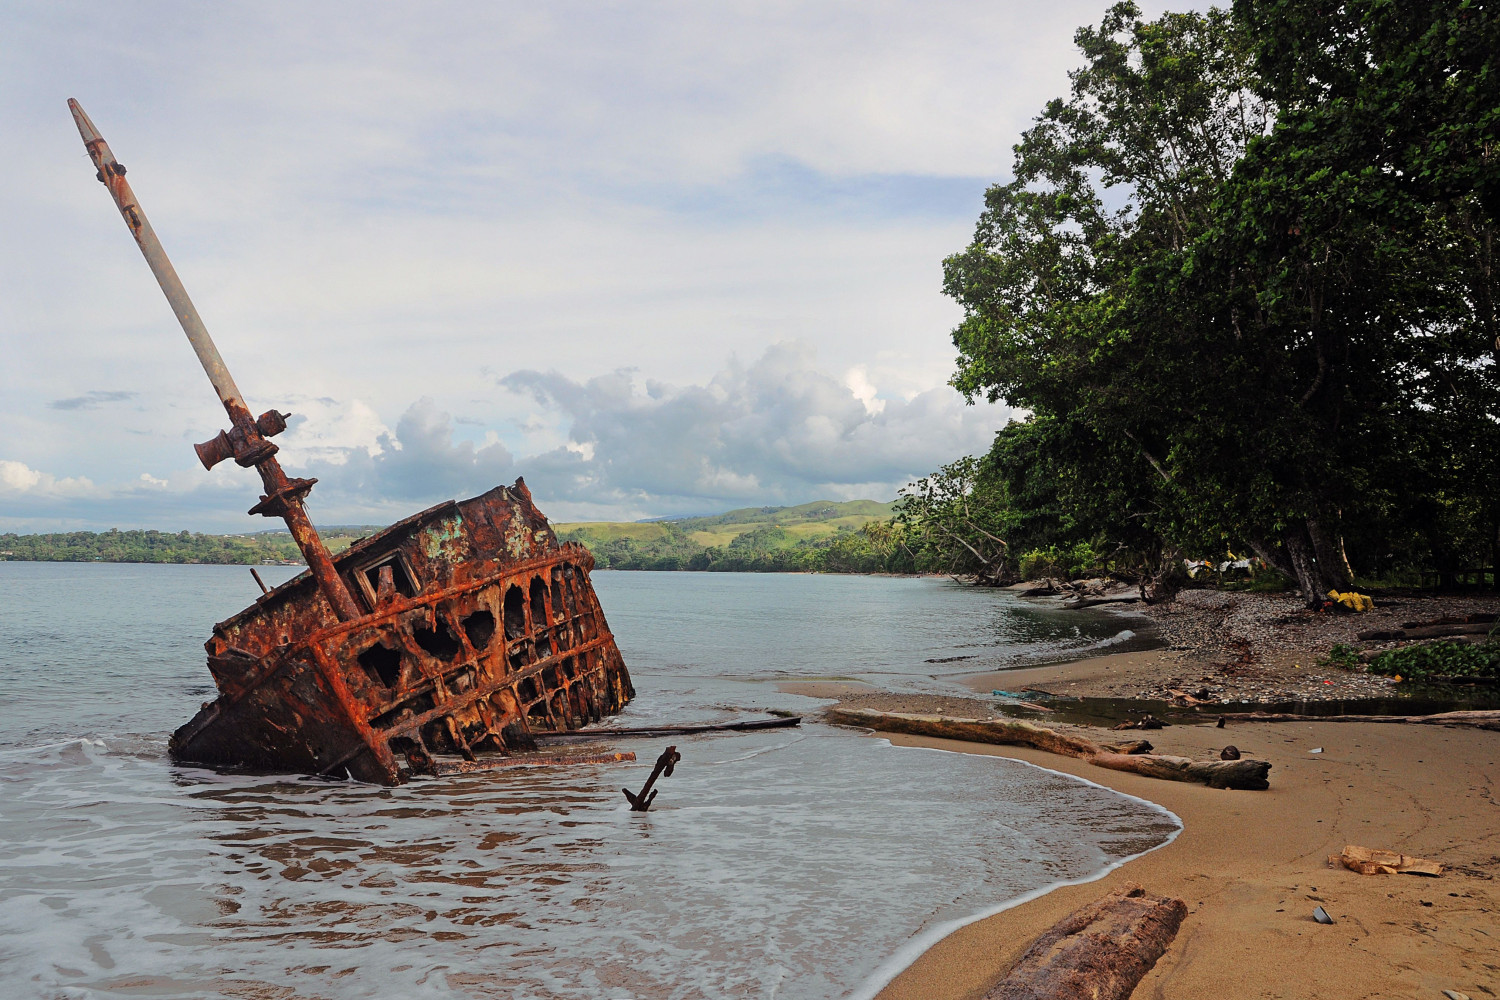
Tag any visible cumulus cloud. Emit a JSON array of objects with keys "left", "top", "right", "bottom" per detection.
[
  {"left": 47, "top": 390, "right": 137, "bottom": 411},
  {"left": 500, "top": 342, "right": 1010, "bottom": 515},
  {"left": 0, "top": 346, "right": 1010, "bottom": 529},
  {"left": 292, "top": 398, "right": 514, "bottom": 510},
  {"left": 0, "top": 459, "right": 96, "bottom": 497}
]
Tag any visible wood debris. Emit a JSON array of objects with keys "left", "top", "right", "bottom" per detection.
[
  {"left": 985, "top": 882, "right": 1186, "bottom": 1000},
  {"left": 824, "top": 707, "right": 1272, "bottom": 789},
  {"left": 1331, "top": 844, "right": 1444, "bottom": 876}
]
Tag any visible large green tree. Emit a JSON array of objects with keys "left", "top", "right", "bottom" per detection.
[{"left": 941, "top": 1, "right": 1500, "bottom": 602}]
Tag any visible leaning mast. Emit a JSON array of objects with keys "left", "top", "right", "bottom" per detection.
[{"left": 68, "top": 99, "right": 361, "bottom": 620}]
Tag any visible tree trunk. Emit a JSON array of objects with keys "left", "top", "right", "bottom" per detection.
[
  {"left": 985, "top": 883, "right": 1187, "bottom": 1000},
  {"left": 823, "top": 707, "right": 1272, "bottom": 790},
  {"left": 1283, "top": 526, "right": 1324, "bottom": 605},
  {"left": 1138, "top": 545, "right": 1184, "bottom": 604},
  {"left": 1306, "top": 515, "right": 1355, "bottom": 591},
  {"left": 1246, "top": 537, "right": 1295, "bottom": 579}
]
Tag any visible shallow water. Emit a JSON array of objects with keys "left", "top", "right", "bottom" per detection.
[{"left": 0, "top": 564, "right": 1177, "bottom": 999}]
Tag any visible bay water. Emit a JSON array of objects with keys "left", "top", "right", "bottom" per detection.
[{"left": 0, "top": 564, "right": 1177, "bottom": 999}]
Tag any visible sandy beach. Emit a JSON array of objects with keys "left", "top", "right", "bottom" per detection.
[{"left": 821, "top": 592, "right": 1500, "bottom": 999}]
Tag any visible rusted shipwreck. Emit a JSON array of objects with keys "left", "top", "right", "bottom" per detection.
[{"left": 70, "top": 99, "right": 633, "bottom": 784}]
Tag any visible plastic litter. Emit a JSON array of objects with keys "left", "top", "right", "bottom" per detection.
[{"left": 1312, "top": 906, "right": 1333, "bottom": 924}]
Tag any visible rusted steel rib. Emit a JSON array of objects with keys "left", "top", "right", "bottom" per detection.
[{"left": 533, "top": 716, "right": 800, "bottom": 741}]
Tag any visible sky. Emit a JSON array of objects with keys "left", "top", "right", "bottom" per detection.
[{"left": 0, "top": 1, "right": 1169, "bottom": 532}]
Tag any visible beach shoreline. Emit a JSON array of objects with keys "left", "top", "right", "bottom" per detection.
[{"left": 820, "top": 625, "right": 1500, "bottom": 998}]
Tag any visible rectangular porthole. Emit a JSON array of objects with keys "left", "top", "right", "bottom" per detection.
[{"left": 351, "top": 553, "right": 420, "bottom": 609}]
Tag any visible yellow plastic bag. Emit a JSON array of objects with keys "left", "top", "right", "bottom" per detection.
[{"left": 1327, "top": 590, "right": 1373, "bottom": 612}]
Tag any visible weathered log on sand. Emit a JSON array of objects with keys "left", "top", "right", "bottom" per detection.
[
  {"left": 823, "top": 708, "right": 1100, "bottom": 756},
  {"left": 1089, "top": 750, "right": 1270, "bottom": 790},
  {"left": 824, "top": 707, "right": 1272, "bottom": 790},
  {"left": 1217, "top": 709, "right": 1500, "bottom": 730},
  {"left": 985, "top": 883, "right": 1187, "bottom": 1000}
]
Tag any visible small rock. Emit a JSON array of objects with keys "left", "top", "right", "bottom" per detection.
[{"left": 1220, "top": 746, "right": 1241, "bottom": 760}]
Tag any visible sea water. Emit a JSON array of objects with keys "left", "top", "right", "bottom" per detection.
[{"left": 0, "top": 564, "right": 1177, "bottom": 999}]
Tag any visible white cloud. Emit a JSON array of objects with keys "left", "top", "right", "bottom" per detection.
[
  {"left": 501, "top": 342, "right": 1011, "bottom": 516},
  {"left": 0, "top": 459, "right": 96, "bottom": 497}
]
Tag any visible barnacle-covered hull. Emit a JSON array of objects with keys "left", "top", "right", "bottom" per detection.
[{"left": 170, "top": 479, "right": 634, "bottom": 784}]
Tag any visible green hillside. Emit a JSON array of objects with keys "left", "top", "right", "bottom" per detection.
[{"left": 554, "top": 499, "right": 903, "bottom": 572}]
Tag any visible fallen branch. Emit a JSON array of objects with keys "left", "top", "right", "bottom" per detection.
[
  {"left": 1216, "top": 709, "right": 1500, "bottom": 730},
  {"left": 1357, "top": 621, "right": 1496, "bottom": 641},
  {"left": 824, "top": 707, "right": 1271, "bottom": 790},
  {"left": 532, "top": 716, "right": 801, "bottom": 742},
  {"left": 985, "top": 883, "right": 1187, "bottom": 1000}
]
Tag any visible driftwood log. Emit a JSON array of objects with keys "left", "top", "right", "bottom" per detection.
[
  {"left": 1332, "top": 844, "right": 1444, "bottom": 876},
  {"left": 1216, "top": 709, "right": 1500, "bottom": 731},
  {"left": 985, "top": 883, "right": 1187, "bottom": 1000},
  {"left": 824, "top": 707, "right": 1271, "bottom": 789}
]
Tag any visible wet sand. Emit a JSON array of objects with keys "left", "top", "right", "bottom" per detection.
[{"left": 870, "top": 711, "right": 1500, "bottom": 999}]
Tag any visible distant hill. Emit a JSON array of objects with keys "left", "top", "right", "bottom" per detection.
[
  {"left": 557, "top": 500, "right": 893, "bottom": 547},
  {"left": 555, "top": 499, "right": 902, "bottom": 572}
]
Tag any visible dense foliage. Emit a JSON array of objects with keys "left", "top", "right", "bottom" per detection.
[{"left": 925, "top": 1, "right": 1500, "bottom": 601}]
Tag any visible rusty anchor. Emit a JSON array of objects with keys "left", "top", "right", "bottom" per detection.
[{"left": 623, "top": 745, "right": 681, "bottom": 811}]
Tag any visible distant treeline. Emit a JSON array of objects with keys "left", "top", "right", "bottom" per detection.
[
  {"left": 0, "top": 528, "right": 374, "bottom": 564},
  {"left": 558, "top": 521, "right": 914, "bottom": 574}
]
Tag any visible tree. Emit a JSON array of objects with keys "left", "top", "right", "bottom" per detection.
[{"left": 939, "top": 1, "right": 1500, "bottom": 602}]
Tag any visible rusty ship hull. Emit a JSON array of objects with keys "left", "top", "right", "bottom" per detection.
[
  {"left": 170, "top": 479, "right": 634, "bottom": 784},
  {"left": 68, "top": 100, "right": 634, "bottom": 786}
]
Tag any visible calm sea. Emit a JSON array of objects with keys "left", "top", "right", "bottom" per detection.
[{"left": 0, "top": 564, "right": 1177, "bottom": 999}]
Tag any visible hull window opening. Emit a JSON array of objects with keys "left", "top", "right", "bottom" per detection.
[
  {"left": 529, "top": 577, "right": 548, "bottom": 631},
  {"left": 413, "top": 621, "right": 462, "bottom": 660},
  {"left": 461, "top": 609, "right": 497, "bottom": 651},
  {"left": 357, "top": 555, "right": 419, "bottom": 607},
  {"left": 503, "top": 586, "right": 526, "bottom": 640},
  {"left": 357, "top": 642, "right": 404, "bottom": 689}
]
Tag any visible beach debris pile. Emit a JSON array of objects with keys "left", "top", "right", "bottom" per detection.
[
  {"left": 984, "top": 882, "right": 1186, "bottom": 1000},
  {"left": 1331, "top": 845, "right": 1444, "bottom": 877},
  {"left": 623, "top": 745, "right": 681, "bottom": 811},
  {"left": 70, "top": 99, "right": 635, "bottom": 785}
]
